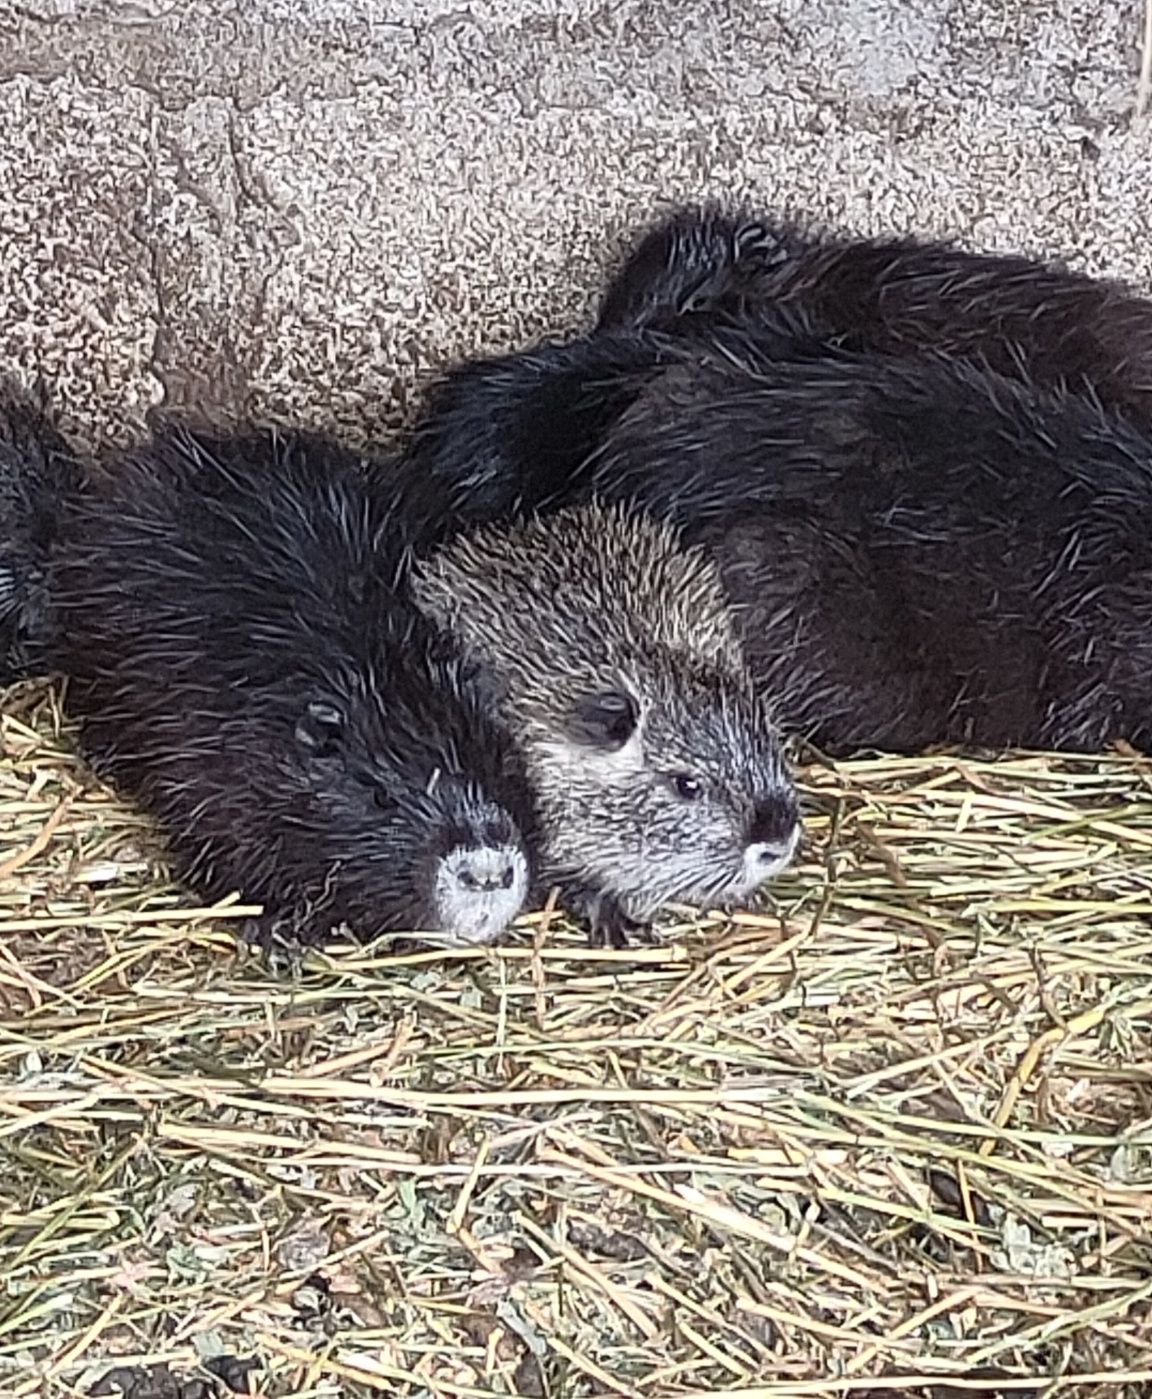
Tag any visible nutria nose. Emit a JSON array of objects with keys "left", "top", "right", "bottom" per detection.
[
  {"left": 743, "top": 800, "right": 801, "bottom": 887},
  {"left": 747, "top": 795, "right": 800, "bottom": 850},
  {"left": 457, "top": 852, "right": 518, "bottom": 893}
]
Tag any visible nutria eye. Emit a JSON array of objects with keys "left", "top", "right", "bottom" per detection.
[
  {"left": 570, "top": 689, "right": 639, "bottom": 750},
  {"left": 679, "top": 284, "right": 710, "bottom": 313},
  {"left": 295, "top": 699, "right": 345, "bottom": 760},
  {"left": 670, "top": 773, "right": 703, "bottom": 801}
]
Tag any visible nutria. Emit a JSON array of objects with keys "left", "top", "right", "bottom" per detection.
[
  {"left": 397, "top": 315, "right": 826, "bottom": 533},
  {"left": 0, "top": 388, "right": 80, "bottom": 683},
  {"left": 596, "top": 205, "right": 1152, "bottom": 430},
  {"left": 582, "top": 342, "right": 1152, "bottom": 756},
  {"left": 400, "top": 234, "right": 1152, "bottom": 758},
  {"left": 410, "top": 500, "right": 801, "bottom": 947},
  {"left": 45, "top": 426, "right": 537, "bottom": 950}
]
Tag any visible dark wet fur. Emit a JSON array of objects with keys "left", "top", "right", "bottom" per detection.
[
  {"left": 400, "top": 314, "right": 1152, "bottom": 756},
  {"left": 589, "top": 347, "right": 1152, "bottom": 755},
  {"left": 596, "top": 204, "right": 1152, "bottom": 430},
  {"left": 399, "top": 314, "right": 830, "bottom": 532},
  {"left": 46, "top": 427, "right": 538, "bottom": 948},
  {"left": 398, "top": 331, "right": 672, "bottom": 531},
  {"left": 0, "top": 387, "right": 81, "bottom": 683},
  {"left": 399, "top": 207, "right": 1152, "bottom": 757}
]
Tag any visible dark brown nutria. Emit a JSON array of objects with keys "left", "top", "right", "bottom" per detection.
[
  {"left": 585, "top": 341, "right": 1152, "bottom": 756},
  {"left": 0, "top": 387, "right": 80, "bottom": 683},
  {"left": 399, "top": 322, "right": 1152, "bottom": 757},
  {"left": 411, "top": 500, "right": 801, "bottom": 948},
  {"left": 596, "top": 204, "right": 1152, "bottom": 430},
  {"left": 44, "top": 426, "right": 538, "bottom": 951}
]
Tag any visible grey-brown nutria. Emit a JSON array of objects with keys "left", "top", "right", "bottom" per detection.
[
  {"left": 411, "top": 500, "right": 801, "bottom": 947},
  {"left": 42, "top": 426, "right": 538, "bottom": 951}
]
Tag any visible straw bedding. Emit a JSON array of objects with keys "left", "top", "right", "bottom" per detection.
[
  {"left": 3, "top": 677, "right": 1151, "bottom": 1397},
  {"left": 3, "top": 0, "right": 1152, "bottom": 1393}
]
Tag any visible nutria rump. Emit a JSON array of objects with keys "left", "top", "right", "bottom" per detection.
[
  {"left": 0, "top": 388, "right": 79, "bottom": 684},
  {"left": 597, "top": 205, "right": 1152, "bottom": 432},
  {"left": 591, "top": 344, "right": 1152, "bottom": 755}
]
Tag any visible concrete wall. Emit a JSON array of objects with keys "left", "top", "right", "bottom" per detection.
[{"left": 1, "top": 0, "right": 1149, "bottom": 452}]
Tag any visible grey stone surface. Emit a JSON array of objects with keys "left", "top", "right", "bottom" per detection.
[{"left": 0, "top": 0, "right": 1149, "bottom": 451}]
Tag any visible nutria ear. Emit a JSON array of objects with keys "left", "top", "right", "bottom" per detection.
[
  {"left": 567, "top": 689, "right": 639, "bottom": 750},
  {"left": 295, "top": 699, "right": 346, "bottom": 760}
]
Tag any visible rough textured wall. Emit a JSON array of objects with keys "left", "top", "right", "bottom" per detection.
[{"left": 0, "top": 0, "right": 1149, "bottom": 453}]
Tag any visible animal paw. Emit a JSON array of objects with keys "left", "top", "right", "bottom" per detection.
[
  {"left": 550, "top": 881, "right": 652, "bottom": 950},
  {"left": 585, "top": 898, "right": 649, "bottom": 950},
  {"left": 236, "top": 913, "right": 308, "bottom": 974}
]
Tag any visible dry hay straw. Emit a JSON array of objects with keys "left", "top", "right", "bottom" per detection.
[{"left": 1, "top": 679, "right": 1151, "bottom": 1399}]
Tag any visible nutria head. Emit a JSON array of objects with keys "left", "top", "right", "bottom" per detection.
[
  {"left": 45, "top": 425, "right": 538, "bottom": 952},
  {"left": 412, "top": 501, "right": 800, "bottom": 926}
]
